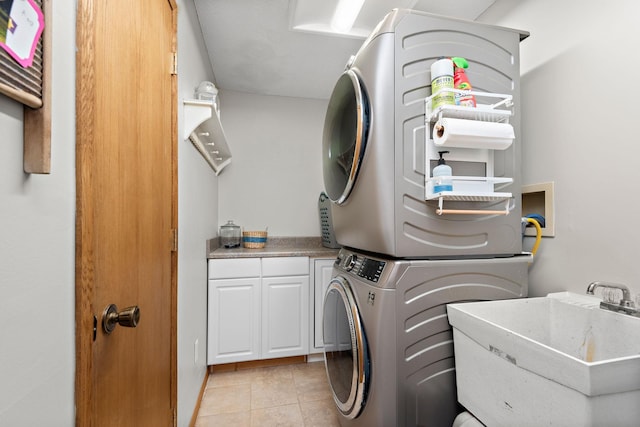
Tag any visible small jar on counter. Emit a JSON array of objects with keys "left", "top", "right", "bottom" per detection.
[{"left": 219, "top": 220, "right": 241, "bottom": 248}]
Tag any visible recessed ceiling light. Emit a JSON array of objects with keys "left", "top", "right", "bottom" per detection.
[
  {"left": 331, "top": 0, "right": 366, "bottom": 33},
  {"left": 289, "top": 0, "right": 498, "bottom": 39}
]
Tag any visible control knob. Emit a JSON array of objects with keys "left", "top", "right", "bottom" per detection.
[{"left": 344, "top": 254, "right": 357, "bottom": 272}]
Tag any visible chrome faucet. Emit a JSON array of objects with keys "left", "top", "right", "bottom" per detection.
[
  {"left": 586, "top": 281, "right": 633, "bottom": 304},
  {"left": 586, "top": 281, "right": 639, "bottom": 317}
]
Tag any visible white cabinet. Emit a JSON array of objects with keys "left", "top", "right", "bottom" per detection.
[
  {"left": 209, "top": 257, "right": 261, "bottom": 279},
  {"left": 208, "top": 277, "right": 261, "bottom": 364},
  {"left": 261, "top": 256, "right": 309, "bottom": 359},
  {"left": 207, "top": 258, "right": 261, "bottom": 365},
  {"left": 262, "top": 256, "right": 309, "bottom": 277},
  {"left": 207, "top": 256, "right": 309, "bottom": 365},
  {"left": 310, "top": 258, "right": 336, "bottom": 353},
  {"left": 262, "top": 275, "right": 309, "bottom": 358}
]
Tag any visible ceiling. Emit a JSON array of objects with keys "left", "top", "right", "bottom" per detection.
[{"left": 193, "top": 0, "right": 516, "bottom": 100}]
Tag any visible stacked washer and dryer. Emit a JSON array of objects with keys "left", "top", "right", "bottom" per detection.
[{"left": 320, "top": 9, "right": 530, "bottom": 427}]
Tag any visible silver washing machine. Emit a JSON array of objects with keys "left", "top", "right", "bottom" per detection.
[
  {"left": 323, "top": 248, "right": 530, "bottom": 427},
  {"left": 322, "top": 9, "right": 528, "bottom": 258}
]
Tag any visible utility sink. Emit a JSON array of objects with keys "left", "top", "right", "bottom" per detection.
[{"left": 448, "top": 292, "right": 640, "bottom": 427}]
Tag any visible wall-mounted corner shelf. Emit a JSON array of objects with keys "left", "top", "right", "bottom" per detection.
[{"left": 183, "top": 99, "right": 231, "bottom": 176}]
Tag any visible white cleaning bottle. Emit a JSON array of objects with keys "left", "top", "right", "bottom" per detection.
[
  {"left": 433, "top": 151, "right": 453, "bottom": 193},
  {"left": 430, "top": 58, "right": 455, "bottom": 110}
]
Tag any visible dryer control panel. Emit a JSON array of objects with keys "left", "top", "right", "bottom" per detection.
[{"left": 338, "top": 251, "right": 386, "bottom": 283}]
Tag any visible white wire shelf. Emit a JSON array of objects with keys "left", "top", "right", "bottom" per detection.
[
  {"left": 425, "top": 89, "right": 513, "bottom": 124},
  {"left": 425, "top": 176, "right": 514, "bottom": 215}
]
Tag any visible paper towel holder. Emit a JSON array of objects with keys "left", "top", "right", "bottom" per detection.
[
  {"left": 432, "top": 118, "right": 514, "bottom": 150},
  {"left": 424, "top": 89, "right": 515, "bottom": 215}
]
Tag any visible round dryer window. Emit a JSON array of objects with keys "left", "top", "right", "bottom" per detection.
[
  {"left": 322, "top": 69, "right": 370, "bottom": 205},
  {"left": 323, "top": 277, "right": 370, "bottom": 419}
]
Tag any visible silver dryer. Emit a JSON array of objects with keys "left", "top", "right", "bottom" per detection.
[{"left": 322, "top": 9, "right": 528, "bottom": 259}]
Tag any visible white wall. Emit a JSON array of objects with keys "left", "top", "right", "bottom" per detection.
[
  {"left": 176, "top": 0, "right": 219, "bottom": 425},
  {"left": 0, "top": 0, "right": 216, "bottom": 425},
  {"left": 0, "top": 0, "right": 76, "bottom": 424},
  {"left": 482, "top": 0, "right": 640, "bottom": 298},
  {"left": 217, "top": 91, "right": 327, "bottom": 236}
]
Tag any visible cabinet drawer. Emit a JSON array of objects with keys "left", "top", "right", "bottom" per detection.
[
  {"left": 262, "top": 256, "right": 309, "bottom": 277},
  {"left": 208, "top": 258, "right": 261, "bottom": 279}
]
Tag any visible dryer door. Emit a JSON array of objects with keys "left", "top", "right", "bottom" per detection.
[
  {"left": 323, "top": 276, "right": 370, "bottom": 419},
  {"left": 322, "top": 69, "right": 370, "bottom": 205}
]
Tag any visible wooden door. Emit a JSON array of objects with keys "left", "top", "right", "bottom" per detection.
[{"left": 75, "top": 0, "right": 177, "bottom": 425}]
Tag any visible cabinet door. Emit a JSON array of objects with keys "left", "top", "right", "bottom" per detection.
[
  {"left": 313, "top": 259, "right": 336, "bottom": 350},
  {"left": 262, "top": 275, "right": 309, "bottom": 358},
  {"left": 208, "top": 277, "right": 261, "bottom": 364}
]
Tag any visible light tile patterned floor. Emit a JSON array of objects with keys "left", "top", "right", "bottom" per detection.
[{"left": 195, "top": 361, "right": 340, "bottom": 427}]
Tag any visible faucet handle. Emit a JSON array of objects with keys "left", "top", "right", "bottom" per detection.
[
  {"left": 589, "top": 282, "right": 640, "bottom": 317},
  {"left": 586, "top": 281, "right": 633, "bottom": 303},
  {"left": 603, "top": 288, "right": 615, "bottom": 304}
]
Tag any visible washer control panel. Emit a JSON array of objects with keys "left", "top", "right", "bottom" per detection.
[{"left": 338, "top": 251, "right": 386, "bottom": 283}]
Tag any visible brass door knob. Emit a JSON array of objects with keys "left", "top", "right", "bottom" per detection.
[{"left": 102, "top": 304, "right": 141, "bottom": 334}]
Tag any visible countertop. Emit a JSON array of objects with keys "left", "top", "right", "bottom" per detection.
[{"left": 207, "top": 236, "right": 340, "bottom": 259}]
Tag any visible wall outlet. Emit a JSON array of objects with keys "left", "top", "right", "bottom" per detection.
[
  {"left": 194, "top": 339, "right": 199, "bottom": 365},
  {"left": 522, "top": 182, "right": 555, "bottom": 237}
]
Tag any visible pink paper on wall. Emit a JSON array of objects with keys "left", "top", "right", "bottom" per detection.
[{"left": 0, "top": 0, "right": 45, "bottom": 68}]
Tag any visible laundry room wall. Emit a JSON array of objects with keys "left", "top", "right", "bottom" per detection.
[
  {"left": 217, "top": 90, "right": 327, "bottom": 236},
  {"left": 176, "top": 0, "right": 219, "bottom": 425},
  {"left": 0, "top": 0, "right": 218, "bottom": 425},
  {"left": 481, "top": 0, "right": 640, "bottom": 298},
  {"left": 0, "top": 0, "right": 76, "bottom": 424}
]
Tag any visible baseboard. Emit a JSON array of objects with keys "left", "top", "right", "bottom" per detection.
[
  {"left": 189, "top": 370, "right": 209, "bottom": 427},
  {"left": 307, "top": 353, "right": 324, "bottom": 363},
  {"left": 208, "top": 355, "right": 306, "bottom": 373}
]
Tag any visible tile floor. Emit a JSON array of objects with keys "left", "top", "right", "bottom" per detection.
[{"left": 195, "top": 361, "right": 340, "bottom": 426}]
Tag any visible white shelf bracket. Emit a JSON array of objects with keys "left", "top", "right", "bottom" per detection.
[
  {"left": 183, "top": 99, "right": 232, "bottom": 175},
  {"left": 183, "top": 99, "right": 214, "bottom": 140}
]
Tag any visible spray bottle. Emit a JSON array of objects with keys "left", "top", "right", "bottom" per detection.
[
  {"left": 451, "top": 57, "right": 476, "bottom": 107},
  {"left": 430, "top": 58, "right": 455, "bottom": 110}
]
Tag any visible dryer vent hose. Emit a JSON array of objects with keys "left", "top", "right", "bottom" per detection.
[{"left": 522, "top": 216, "right": 543, "bottom": 256}]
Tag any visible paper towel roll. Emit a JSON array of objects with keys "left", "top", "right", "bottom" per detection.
[{"left": 433, "top": 118, "right": 514, "bottom": 150}]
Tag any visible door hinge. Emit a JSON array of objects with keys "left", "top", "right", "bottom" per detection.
[
  {"left": 171, "top": 228, "right": 178, "bottom": 252},
  {"left": 171, "top": 52, "right": 177, "bottom": 75},
  {"left": 173, "top": 408, "right": 177, "bottom": 427}
]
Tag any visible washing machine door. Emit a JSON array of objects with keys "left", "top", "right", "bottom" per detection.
[
  {"left": 323, "top": 276, "right": 370, "bottom": 419},
  {"left": 322, "top": 69, "right": 370, "bottom": 205}
]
